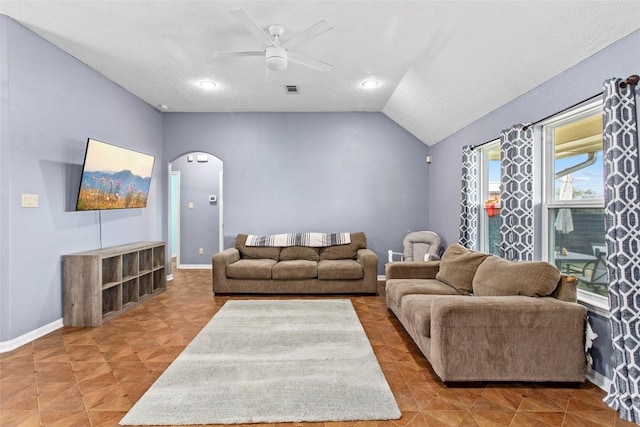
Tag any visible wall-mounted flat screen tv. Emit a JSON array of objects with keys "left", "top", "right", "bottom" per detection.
[{"left": 76, "top": 138, "right": 156, "bottom": 211}]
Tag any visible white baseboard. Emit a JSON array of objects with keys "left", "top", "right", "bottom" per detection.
[
  {"left": 177, "top": 264, "right": 212, "bottom": 269},
  {"left": 0, "top": 318, "right": 63, "bottom": 353},
  {"left": 587, "top": 369, "right": 612, "bottom": 392},
  {"left": 167, "top": 274, "right": 174, "bottom": 281},
  {"left": 377, "top": 275, "right": 385, "bottom": 281}
]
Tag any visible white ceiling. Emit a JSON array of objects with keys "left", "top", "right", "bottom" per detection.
[{"left": 1, "top": 1, "right": 639, "bottom": 145}]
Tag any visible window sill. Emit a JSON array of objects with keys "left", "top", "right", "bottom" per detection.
[{"left": 577, "top": 289, "right": 610, "bottom": 316}]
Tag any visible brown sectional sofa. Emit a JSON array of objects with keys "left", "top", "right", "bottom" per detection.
[
  {"left": 385, "top": 243, "right": 587, "bottom": 383},
  {"left": 212, "top": 232, "right": 378, "bottom": 294}
]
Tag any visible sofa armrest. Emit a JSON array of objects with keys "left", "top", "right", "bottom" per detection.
[
  {"left": 429, "top": 295, "right": 587, "bottom": 382},
  {"left": 357, "top": 248, "right": 378, "bottom": 294},
  {"left": 212, "top": 248, "right": 240, "bottom": 294},
  {"left": 385, "top": 261, "right": 440, "bottom": 280}
]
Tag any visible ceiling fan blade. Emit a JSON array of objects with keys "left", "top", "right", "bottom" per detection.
[
  {"left": 230, "top": 8, "right": 274, "bottom": 46},
  {"left": 281, "top": 20, "right": 333, "bottom": 49},
  {"left": 287, "top": 51, "right": 334, "bottom": 71},
  {"left": 212, "top": 50, "right": 264, "bottom": 58}
]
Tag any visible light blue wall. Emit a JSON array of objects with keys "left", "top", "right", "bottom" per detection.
[
  {"left": 0, "top": 16, "right": 165, "bottom": 342},
  {"left": 427, "top": 29, "right": 640, "bottom": 384},
  {"left": 163, "top": 112, "right": 431, "bottom": 273}
]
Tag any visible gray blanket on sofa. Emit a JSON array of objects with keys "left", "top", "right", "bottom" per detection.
[{"left": 245, "top": 232, "right": 351, "bottom": 247}]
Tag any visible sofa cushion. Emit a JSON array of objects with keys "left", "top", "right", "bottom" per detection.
[
  {"left": 401, "top": 294, "right": 441, "bottom": 338},
  {"left": 272, "top": 260, "right": 318, "bottom": 280},
  {"left": 280, "top": 246, "right": 320, "bottom": 262},
  {"left": 227, "top": 259, "right": 277, "bottom": 279},
  {"left": 435, "top": 243, "right": 490, "bottom": 295},
  {"left": 319, "top": 232, "right": 367, "bottom": 260},
  {"left": 235, "top": 234, "right": 280, "bottom": 260},
  {"left": 386, "top": 279, "right": 461, "bottom": 309},
  {"left": 317, "top": 259, "right": 363, "bottom": 280},
  {"left": 472, "top": 256, "right": 561, "bottom": 297}
]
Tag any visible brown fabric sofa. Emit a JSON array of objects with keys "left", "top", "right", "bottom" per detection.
[
  {"left": 385, "top": 243, "right": 587, "bottom": 383},
  {"left": 212, "top": 232, "right": 378, "bottom": 295}
]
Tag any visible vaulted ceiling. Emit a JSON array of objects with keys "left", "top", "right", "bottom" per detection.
[{"left": 1, "top": 1, "right": 638, "bottom": 145}]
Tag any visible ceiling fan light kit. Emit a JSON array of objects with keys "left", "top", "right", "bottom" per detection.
[{"left": 266, "top": 46, "right": 288, "bottom": 71}]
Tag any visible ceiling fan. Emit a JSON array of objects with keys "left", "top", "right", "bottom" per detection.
[{"left": 213, "top": 8, "right": 334, "bottom": 80}]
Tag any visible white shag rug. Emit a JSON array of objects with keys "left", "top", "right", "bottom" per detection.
[{"left": 120, "top": 299, "right": 401, "bottom": 425}]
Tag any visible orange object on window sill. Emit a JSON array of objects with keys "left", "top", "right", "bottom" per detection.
[
  {"left": 485, "top": 205, "right": 500, "bottom": 217},
  {"left": 484, "top": 197, "right": 501, "bottom": 217}
]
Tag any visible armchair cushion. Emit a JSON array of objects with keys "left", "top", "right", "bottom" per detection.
[
  {"left": 435, "top": 244, "right": 489, "bottom": 295},
  {"left": 472, "top": 256, "right": 560, "bottom": 297},
  {"left": 403, "top": 231, "right": 442, "bottom": 261}
]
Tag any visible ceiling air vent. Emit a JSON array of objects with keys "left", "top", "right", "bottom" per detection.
[{"left": 284, "top": 85, "right": 299, "bottom": 94}]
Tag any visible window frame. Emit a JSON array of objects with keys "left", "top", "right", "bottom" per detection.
[
  {"left": 478, "top": 139, "right": 500, "bottom": 255},
  {"left": 539, "top": 97, "right": 608, "bottom": 311}
]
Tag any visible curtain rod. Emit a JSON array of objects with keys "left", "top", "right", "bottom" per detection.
[{"left": 471, "top": 74, "right": 639, "bottom": 151}]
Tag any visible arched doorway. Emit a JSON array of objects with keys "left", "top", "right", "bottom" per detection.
[{"left": 169, "top": 152, "right": 223, "bottom": 269}]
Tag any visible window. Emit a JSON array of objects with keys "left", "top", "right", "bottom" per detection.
[
  {"left": 479, "top": 140, "right": 501, "bottom": 256},
  {"left": 542, "top": 99, "right": 606, "bottom": 299}
]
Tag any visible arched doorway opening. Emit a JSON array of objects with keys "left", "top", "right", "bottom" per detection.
[{"left": 168, "top": 152, "right": 223, "bottom": 269}]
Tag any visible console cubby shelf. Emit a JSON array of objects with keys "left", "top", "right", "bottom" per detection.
[{"left": 63, "top": 241, "right": 166, "bottom": 326}]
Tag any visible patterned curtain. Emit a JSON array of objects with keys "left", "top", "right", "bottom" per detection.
[
  {"left": 499, "top": 124, "right": 534, "bottom": 261},
  {"left": 602, "top": 76, "right": 640, "bottom": 423},
  {"left": 459, "top": 145, "right": 479, "bottom": 250}
]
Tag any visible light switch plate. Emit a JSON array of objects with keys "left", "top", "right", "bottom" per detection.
[{"left": 22, "top": 194, "right": 38, "bottom": 208}]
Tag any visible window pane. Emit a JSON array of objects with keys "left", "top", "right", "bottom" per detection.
[
  {"left": 481, "top": 144, "right": 501, "bottom": 255},
  {"left": 486, "top": 214, "right": 501, "bottom": 256},
  {"left": 552, "top": 112, "right": 603, "bottom": 200},
  {"left": 548, "top": 207, "right": 607, "bottom": 297}
]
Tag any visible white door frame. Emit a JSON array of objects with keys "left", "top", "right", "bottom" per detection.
[
  {"left": 170, "top": 170, "right": 181, "bottom": 268},
  {"left": 218, "top": 170, "right": 224, "bottom": 251}
]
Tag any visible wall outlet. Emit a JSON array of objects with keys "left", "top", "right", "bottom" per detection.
[
  {"left": 199, "top": 248, "right": 204, "bottom": 255},
  {"left": 188, "top": 202, "right": 194, "bottom": 209}
]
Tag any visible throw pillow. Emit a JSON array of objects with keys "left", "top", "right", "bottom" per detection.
[
  {"left": 472, "top": 256, "right": 561, "bottom": 297},
  {"left": 235, "top": 234, "right": 280, "bottom": 260},
  {"left": 435, "top": 243, "right": 490, "bottom": 295},
  {"left": 280, "top": 246, "right": 320, "bottom": 261},
  {"left": 319, "top": 232, "right": 367, "bottom": 260}
]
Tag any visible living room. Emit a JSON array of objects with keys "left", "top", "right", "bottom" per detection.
[{"left": 2, "top": 1, "right": 640, "bottom": 425}]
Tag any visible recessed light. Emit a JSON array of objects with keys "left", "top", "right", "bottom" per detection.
[
  {"left": 199, "top": 80, "right": 217, "bottom": 89},
  {"left": 361, "top": 80, "right": 379, "bottom": 89}
]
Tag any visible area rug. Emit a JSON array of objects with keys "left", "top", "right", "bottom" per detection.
[{"left": 119, "top": 299, "right": 401, "bottom": 425}]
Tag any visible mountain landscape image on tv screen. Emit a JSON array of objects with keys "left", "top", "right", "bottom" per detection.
[{"left": 76, "top": 139, "right": 155, "bottom": 211}]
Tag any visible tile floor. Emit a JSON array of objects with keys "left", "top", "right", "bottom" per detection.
[{"left": 0, "top": 268, "right": 633, "bottom": 426}]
